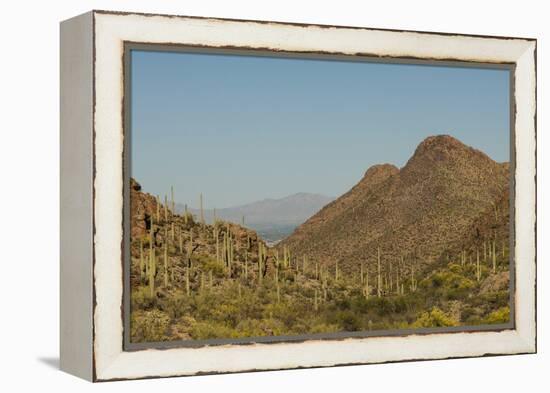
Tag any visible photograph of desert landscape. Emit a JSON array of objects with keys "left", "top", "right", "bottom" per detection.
[{"left": 128, "top": 50, "right": 511, "bottom": 344}]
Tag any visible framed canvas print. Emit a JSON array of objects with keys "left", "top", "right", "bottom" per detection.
[{"left": 60, "top": 10, "right": 537, "bottom": 381}]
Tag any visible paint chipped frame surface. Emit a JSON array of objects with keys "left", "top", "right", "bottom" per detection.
[{"left": 88, "top": 10, "right": 536, "bottom": 381}]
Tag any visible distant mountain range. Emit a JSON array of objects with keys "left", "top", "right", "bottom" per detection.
[{"left": 176, "top": 193, "right": 334, "bottom": 244}]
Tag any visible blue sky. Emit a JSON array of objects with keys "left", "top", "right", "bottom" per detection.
[{"left": 131, "top": 50, "right": 510, "bottom": 209}]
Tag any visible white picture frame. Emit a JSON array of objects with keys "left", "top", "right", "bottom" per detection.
[{"left": 60, "top": 10, "right": 536, "bottom": 381}]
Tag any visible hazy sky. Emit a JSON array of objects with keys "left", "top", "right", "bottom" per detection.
[{"left": 131, "top": 50, "right": 510, "bottom": 209}]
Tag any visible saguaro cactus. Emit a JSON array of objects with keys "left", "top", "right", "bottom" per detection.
[
  {"left": 476, "top": 249, "right": 481, "bottom": 282},
  {"left": 410, "top": 261, "right": 417, "bottom": 292},
  {"left": 170, "top": 185, "right": 175, "bottom": 212},
  {"left": 139, "top": 239, "right": 145, "bottom": 283},
  {"left": 214, "top": 226, "right": 220, "bottom": 263},
  {"left": 156, "top": 195, "right": 160, "bottom": 221},
  {"left": 389, "top": 261, "right": 393, "bottom": 293},
  {"left": 258, "top": 243, "right": 264, "bottom": 285},
  {"left": 187, "top": 231, "right": 194, "bottom": 269},
  {"left": 164, "top": 229, "right": 169, "bottom": 287},
  {"left": 186, "top": 266, "right": 190, "bottom": 296},
  {"left": 395, "top": 260, "right": 400, "bottom": 295},
  {"left": 492, "top": 240, "right": 497, "bottom": 273},
  {"left": 364, "top": 269, "right": 370, "bottom": 299},
  {"left": 377, "top": 247, "right": 381, "bottom": 297},
  {"left": 148, "top": 224, "right": 156, "bottom": 297}
]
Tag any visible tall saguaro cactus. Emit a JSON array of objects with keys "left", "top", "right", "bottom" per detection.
[
  {"left": 365, "top": 269, "right": 370, "bottom": 299},
  {"left": 476, "top": 249, "right": 481, "bottom": 282},
  {"left": 258, "top": 243, "right": 265, "bottom": 285},
  {"left": 377, "top": 247, "right": 381, "bottom": 297},
  {"left": 170, "top": 185, "right": 175, "bottom": 212},
  {"left": 214, "top": 226, "right": 220, "bottom": 263},
  {"left": 164, "top": 195, "right": 168, "bottom": 221},
  {"left": 164, "top": 228, "right": 169, "bottom": 287},
  {"left": 492, "top": 240, "right": 497, "bottom": 274},
  {"left": 186, "top": 266, "right": 190, "bottom": 296},
  {"left": 156, "top": 195, "right": 160, "bottom": 221},
  {"left": 148, "top": 224, "right": 156, "bottom": 298},
  {"left": 410, "top": 260, "right": 417, "bottom": 292},
  {"left": 139, "top": 239, "right": 145, "bottom": 283}
]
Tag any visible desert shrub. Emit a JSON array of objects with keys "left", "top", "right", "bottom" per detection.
[
  {"left": 131, "top": 309, "right": 170, "bottom": 342},
  {"left": 197, "top": 256, "right": 226, "bottom": 277},
  {"left": 309, "top": 322, "right": 341, "bottom": 334},
  {"left": 236, "top": 318, "right": 287, "bottom": 337},
  {"left": 131, "top": 286, "right": 157, "bottom": 310},
  {"left": 482, "top": 306, "right": 510, "bottom": 324},
  {"left": 420, "top": 271, "right": 475, "bottom": 300},
  {"left": 161, "top": 291, "right": 191, "bottom": 319},
  {"left": 470, "top": 291, "right": 509, "bottom": 310},
  {"left": 411, "top": 307, "right": 458, "bottom": 328},
  {"left": 448, "top": 263, "right": 464, "bottom": 274},
  {"left": 190, "top": 321, "right": 236, "bottom": 339}
]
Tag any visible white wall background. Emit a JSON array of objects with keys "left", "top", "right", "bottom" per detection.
[{"left": 0, "top": 0, "right": 545, "bottom": 391}]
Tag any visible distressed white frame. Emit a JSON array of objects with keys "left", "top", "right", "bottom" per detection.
[{"left": 61, "top": 10, "right": 536, "bottom": 381}]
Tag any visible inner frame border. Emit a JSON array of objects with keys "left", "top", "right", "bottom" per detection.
[{"left": 122, "top": 42, "right": 517, "bottom": 351}]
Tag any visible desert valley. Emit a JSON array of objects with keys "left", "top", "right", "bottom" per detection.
[{"left": 129, "top": 135, "right": 511, "bottom": 343}]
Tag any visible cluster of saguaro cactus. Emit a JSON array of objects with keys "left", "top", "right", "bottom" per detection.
[{"left": 137, "top": 184, "right": 512, "bottom": 317}]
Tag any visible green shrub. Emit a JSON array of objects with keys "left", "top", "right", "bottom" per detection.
[
  {"left": 131, "top": 309, "right": 170, "bottom": 342},
  {"left": 482, "top": 306, "right": 510, "bottom": 324},
  {"left": 411, "top": 307, "right": 458, "bottom": 328},
  {"left": 190, "top": 321, "right": 236, "bottom": 339}
]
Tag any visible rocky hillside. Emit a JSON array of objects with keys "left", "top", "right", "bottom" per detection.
[
  {"left": 129, "top": 178, "right": 265, "bottom": 295},
  {"left": 280, "top": 135, "right": 509, "bottom": 275}
]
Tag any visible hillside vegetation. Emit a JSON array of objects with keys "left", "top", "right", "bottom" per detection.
[{"left": 129, "top": 135, "right": 510, "bottom": 343}]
